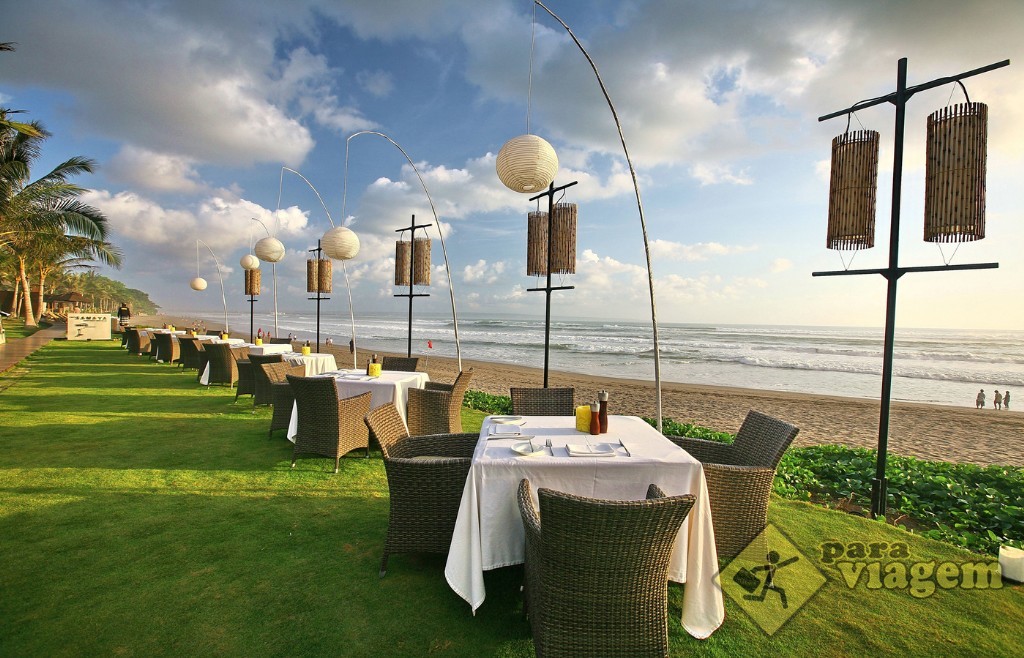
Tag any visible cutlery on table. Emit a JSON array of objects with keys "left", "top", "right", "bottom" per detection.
[
  {"left": 618, "top": 439, "right": 631, "bottom": 457},
  {"left": 546, "top": 438, "right": 553, "bottom": 456}
]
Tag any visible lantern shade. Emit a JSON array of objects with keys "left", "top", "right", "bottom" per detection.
[
  {"left": 413, "top": 238, "right": 431, "bottom": 286},
  {"left": 322, "top": 226, "right": 360, "bottom": 260},
  {"left": 245, "top": 268, "right": 261, "bottom": 296},
  {"left": 924, "top": 102, "right": 987, "bottom": 243},
  {"left": 826, "top": 129, "right": 879, "bottom": 250},
  {"left": 496, "top": 134, "right": 559, "bottom": 193},
  {"left": 526, "top": 204, "right": 577, "bottom": 275},
  {"left": 318, "top": 258, "right": 332, "bottom": 293},
  {"left": 240, "top": 253, "right": 260, "bottom": 270},
  {"left": 394, "top": 239, "right": 430, "bottom": 286},
  {"left": 190, "top": 277, "right": 208, "bottom": 291},
  {"left": 395, "top": 241, "right": 411, "bottom": 286},
  {"left": 254, "top": 236, "right": 286, "bottom": 263}
]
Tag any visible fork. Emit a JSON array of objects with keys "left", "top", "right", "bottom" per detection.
[{"left": 546, "top": 438, "right": 553, "bottom": 456}]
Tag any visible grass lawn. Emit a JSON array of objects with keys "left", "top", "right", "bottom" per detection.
[{"left": 0, "top": 340, "right": 1020, "bottom": 656}]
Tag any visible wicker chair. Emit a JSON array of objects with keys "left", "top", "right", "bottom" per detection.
[
  {"left": 364, "top": 403, "right": 477, "bottom": 577},
  {"left": 510, "top": 387, "right": 576, "bottom": 416},
  {"left": 203, "top": 343, "right": 238, "bottom": 388},
  {"left": 263, "top": 362, "right": 305, "bottom": 437},
  {"left": 250, "top": 354, "right": 284, "bottom": 406},
  {"left": 125, "top": 328, "right": 151, "bottom": 356},
  {"left": 177, "top": 336, "right": 204, "bottom": 372},
  {"left": 234, "top": 360, "right": 256, "bottom": 402},
  {"left": 517, "top": 479, "right": 695, "bottom": 657},
  {"left": 668, "top": 410, "right": 799, "bottom": 559},
  {"left": 205, "top": 329, "right": 222, "bottom": 336},
  {"left": 152, "top": 333, "right": 181, "bottom": 365},
  {"left": 287, "top": 376, "right": 372, "bottom": 472},
  {"left": 381, "top": 356, "right": 419, "bottom": 372},
  {"left": 269, "top": 337, "right": 293, "bottom": 344},
  {"left": 406, "top": 369, "right": 473, "bottom": 436}
]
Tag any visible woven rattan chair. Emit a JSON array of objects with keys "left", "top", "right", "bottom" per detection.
[
  {"left": 263, "top": 362, "right": 305, "bottom": 437},
  {"left": 205, "top": 329, "right": 222, "bottom": 336},
  {"left": 125, "top": 328, "right": 151, "bottom": 356},
  {"left": 152, "top": 333, "right": 181, "bottom": 365},
  {"left": 269, "top": 337, "right": 293, "bottom": 344},
  {"left": 287, "top": 376, "right": 372, "bottom": 472},
  {"left": 250, "top": 354, "right": 284, "bottom": 406},
  {"left": 510, "top": 387, "right": 575, "bottom": 416},
  {"left": 668, "top": 410, "right": 799, "bottom": 559},
  {"left": 517, "top": 479, "right": 695, "bottom": 657},
  {"left": 234, "top": 360, "right": 256, "bottom": 402},
  {"left": 177, "top": 336, "right": 204, "bottom": 372},
  {"left": 381, "top": 356, "right": 419, "bottom": 372},
  {"left": 406, "top": 369, "right": 473, "bottom": 436},
  {"left": 203, "top": 343, "right": 238, "bottom": 388},
  {"left": 364, "top": 403, "right": 476, "bottom": 577}
]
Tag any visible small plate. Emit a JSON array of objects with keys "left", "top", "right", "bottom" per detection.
[
  {"left": 511, "top": 441, "right": 547, "bottom": 457},
  {"left": 489, "top": 415, "right": 526, "bottom": 425}
]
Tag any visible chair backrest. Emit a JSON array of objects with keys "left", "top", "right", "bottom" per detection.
[
  {"left": 250, "top": 353, "right": 284, "bottom": 371},
  {"left": 205, "top": 329, "right": 222, "bottom": 336},
  {"left": 287, "top": 375, "right": 342, "bottom": 444},
  {"left": 262, "top": 361, "right": 304, "bottom": 384},
  {"left": 125, "top": 328, "right": 142, "bottom": 353},
  {"left": 518, "top": 478, "right": 695, "bottom": 657},
  {"left": 731, "top": 410, "right": 800, "bottom": 469},
  {"left": 510, "top": 387, "right": 575, "bottom": 416},
  {"left": 154, "top": 333, "right": 179, "bottom": 362},
  {"left": 381, "top": 356, "right": 419, "bottom": 372},
  {"left": 269, "top": 337, "right": 293, "bottom": 344},
  {"left": 364, "top": 403, "right": 410, "bottom": 458},
  {"left": 203, "top": 343, "right": 237, "bottom": 384}
]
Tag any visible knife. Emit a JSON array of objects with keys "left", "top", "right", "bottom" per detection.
[{"left": 618, "top": 439, "right": 631, "bottom": 457}]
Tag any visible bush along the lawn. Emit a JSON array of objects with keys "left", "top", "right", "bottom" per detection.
[{"left": 463, "top": 390, "right": 513, "bottom": 415}]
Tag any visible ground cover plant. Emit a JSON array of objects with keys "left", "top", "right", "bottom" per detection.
[{"left": 1, "top": 340, "right": 1020, "bottom": 656}]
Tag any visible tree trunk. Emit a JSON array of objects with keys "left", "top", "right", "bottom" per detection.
[
  {"left": 34, "top": 270, "right": 47, "bottom": 325},
  {"left": 9, "top": 277, "right": 20, "bottom": 314},
  {"left": 18, "top": 257, "right": 36, "bottom": 327}
]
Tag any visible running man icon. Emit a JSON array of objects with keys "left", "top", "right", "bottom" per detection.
[{"left": 741, "top": 551, "right": 800, "bottom": 609}]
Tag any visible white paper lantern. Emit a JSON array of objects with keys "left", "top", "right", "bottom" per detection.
[
  {"left": 254, "top": 236, "right": 286, "bottom": 263},
  {"left": 322, "top": 226, "right": 360, "bottom": 261},
  {"left": 190, "top": 277, "right": 208, "bottom": 291},
  {"left": 240, "top": 253, "right": 260, "bottom": 270},
  {"left": 496, "top": 134, "right": 559, "bottom": 193}
]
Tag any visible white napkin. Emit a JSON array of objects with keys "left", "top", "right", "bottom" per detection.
[
  {"left": 565, "top": 443, "right": 616, "bottom": 457},
  {"left": 488, "top": 423, "right": 522, "bottom": 437}
]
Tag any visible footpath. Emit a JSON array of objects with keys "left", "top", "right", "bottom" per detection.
[{"left": 0, "top": 322, "right": 68, "bottom": 374}]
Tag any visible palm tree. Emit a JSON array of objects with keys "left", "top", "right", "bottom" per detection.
[
  {"left": 26, "top": 229, "right": 122, "bottom": 322},
  {"left": 1, "top": 117, "right": 109, "bottom": 326}
]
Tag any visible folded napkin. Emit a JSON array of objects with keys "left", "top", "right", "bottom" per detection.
[
  {"left": 488, "top": 423, "right": 522, "bottom": 437},
  {"left": 566, "top": 443, "right": 616, "bottom": 457}
]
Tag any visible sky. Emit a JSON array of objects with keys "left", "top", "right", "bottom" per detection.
[{"left": 2, "top": 0, "right": 1022, "bottom": 330}]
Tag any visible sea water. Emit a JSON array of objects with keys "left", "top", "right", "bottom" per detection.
[{"left": 177, "top": 310, "right": 1024, "bottom": 409}]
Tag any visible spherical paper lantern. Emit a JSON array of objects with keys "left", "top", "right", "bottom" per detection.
[
  {"left": 254, "top": 236, "right": 286, "bottom": 263},
  {"left": 322, "top": 226, "right": 360, "bottom": 261},
  {"left": 240, "top": 253, "right": 260, "bottom": 270},
  {"left": 190, "top": 277, "right": 208, "bottom": 291},
  {"left": 496, "top": 134, "right": 559, "bottom": 193}
]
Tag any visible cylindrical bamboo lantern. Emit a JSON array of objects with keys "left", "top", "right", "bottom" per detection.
[
  {"left": 317, "top": 258, "right": 332, "bottom": 293},
  {"left": 306, "top": 259, "right": 318, "bottom": 293},
  {"left": 244, "top": 268, "right": 261, "bottom": 296},
  {"left": 826, "top": 129, "right": 879, "bottom": 250},
  {"left": 550, "top": 202, "right": 577, "bottom": 274},
  {"left": 924, "top": 102, "right": 987, "bottom": 243},
  {"left": 413, "top": 238, "right": 431, "bottom": 286},
  {"left": 527, "top": 211, "right": 548, "bottom": 276},
  {"left": 395, "top": 241, "right": 411, "bottom": 286}
]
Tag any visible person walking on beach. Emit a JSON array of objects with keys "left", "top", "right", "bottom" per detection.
[
  {"left": 117, "top": 302, "right": 131, "bottom": 327},
  {"left": 1004, "top": 390, "right": 1010, "bottom": 410},
  {"left": 994, "top": 390, "right": 1003, "bottom": 410},
  {"left": 976, "top": 389, "right": 985, "bottom": 409}
]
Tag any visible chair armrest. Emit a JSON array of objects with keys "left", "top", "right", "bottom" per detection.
[
  {"left": 669, "top": 436, "right": 736, "bottom": 464},
  {"left": 390, "top": 433, "right": 478, "bottom": 459},
  {"left": 517, "top": 479, "right": 541, "bottom": 537}
]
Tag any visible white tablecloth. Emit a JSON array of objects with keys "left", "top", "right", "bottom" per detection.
[
  {"left": 283, "top": 352, "right": 338, "bottom": 376},
  {"left": 444, "top": 415, "right": 724, "bottom": 639},
  {"left": 247, "top": 343, "right": 293, "bottom": 356},
  {"left": 286, "top": 369, "right": 430, "bottom": 441}
]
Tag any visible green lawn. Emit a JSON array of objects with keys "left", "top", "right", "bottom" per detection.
[{"left": 0, "top": 340, "right": 1020, "bottom": 656}]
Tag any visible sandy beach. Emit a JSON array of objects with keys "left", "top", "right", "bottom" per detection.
[{"left": 144, "top": 314, "right": 1024, "bottom": 467}]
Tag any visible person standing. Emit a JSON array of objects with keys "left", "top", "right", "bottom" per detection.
[
  {"left": 1004, "top": 390, "right": 1010, "bottom": 410},
  {"left": 994, "top": 390, "right": 1003, "bottom": 410},
  {"left": 976, "top": 389, "right": 985, "bottom": 409},
  {"left": 117, "top": 302, "right": 131, "bottom": 327}
]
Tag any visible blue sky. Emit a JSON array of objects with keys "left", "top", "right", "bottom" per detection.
[{"left": 3, "top": 0, "right": 1022, "bottom": 329}]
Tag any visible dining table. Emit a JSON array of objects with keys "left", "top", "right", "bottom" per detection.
[
  {"left": 286, "top": 368, "right": 430, "bottom": 442},
  {"left": 283, "top": 352, "right": 338, "bottom": 376},
  {"left": 247, "top": 343, "right": 293, "bottom": 356},
  {"left": 444, "top": 414, "right": 724, "bottom": 640}
]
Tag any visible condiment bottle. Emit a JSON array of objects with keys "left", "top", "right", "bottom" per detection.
[
  {"left": 598, "top": 390, "right": 609, "bottom": 433},
  {"left": 589, "top": 402, "right": 601, "bottom": 435}
]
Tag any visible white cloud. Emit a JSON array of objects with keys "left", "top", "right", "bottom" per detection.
[
  {"left": 690, "top": 163, "right": 753, "bottom": 186},
  {"left": 649, "top": 239, "right": 758, "bottom": 262},
  {"left": 107, "top": 146, "right": 204, "bottom": 194},
  {"left": 356, "top": 70, "right": 395, "bottom": 98},
  {"left": 770, "top": 258, "right": 793, "bottom": 273},
  {"left": 462, "top": 259, "right": 506, "bottom": 284}
]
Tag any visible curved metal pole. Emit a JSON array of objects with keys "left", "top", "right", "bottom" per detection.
[
  {"left": 279, "top": 167, "right": 358, "bottom": 367},
  {"left": 250, "top": 217, "right": 279, "bottom": 338},
  {"left": 343, "top": 130, "right": 463, "bottom": 371},
  {"left": 534, "top": 0, "right": 662, "bottom": 430},
  {"left": 196, "top": 239, "right": 228, "bottom": 333}
]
